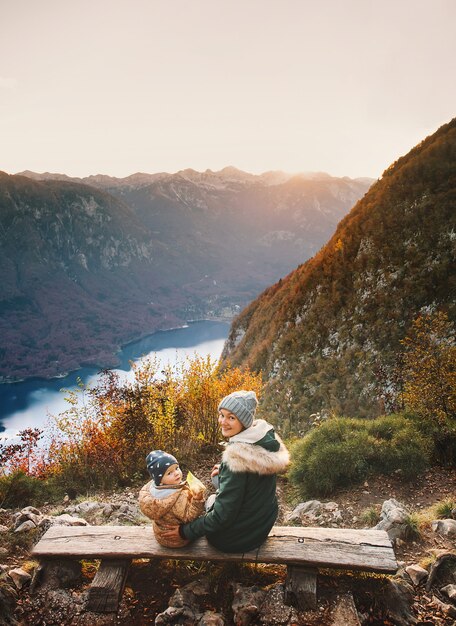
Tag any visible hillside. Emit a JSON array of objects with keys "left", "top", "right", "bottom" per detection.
[
  {"left": 1, "top": 169, "right": 371, "bottom": 381},
  {"left": 0, "top": 173, "right": 191, "bottom": 380},
  {"left": 222, "top": 119, "right": 456, "bottom": 426}
]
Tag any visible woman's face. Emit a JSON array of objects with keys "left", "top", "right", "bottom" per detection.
[{"left": 218, "top": 408, "right": 244, "bottom": 438}]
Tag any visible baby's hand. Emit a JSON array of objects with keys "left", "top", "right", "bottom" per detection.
[{"left": 193, "top": 490, "right": 205, "bottom": 501}]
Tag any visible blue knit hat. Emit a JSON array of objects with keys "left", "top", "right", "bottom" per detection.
[
  {"left": 218, "top": 390, "right": 258, "bottom": 429},
  {"left": 146, "top": 450, "right": 178, "bottom": 486}
]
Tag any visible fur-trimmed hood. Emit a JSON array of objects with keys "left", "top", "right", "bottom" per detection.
[{"left": 222, "top": 419, "right": 289, "bottom": 475}]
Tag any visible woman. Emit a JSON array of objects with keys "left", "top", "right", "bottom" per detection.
[{"left": 162, "top": 390, "right": 289, "bottom": 553}]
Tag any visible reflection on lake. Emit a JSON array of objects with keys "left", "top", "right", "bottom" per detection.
[{"left": 0, "top": 321, "right": 229, "bottom": 438}]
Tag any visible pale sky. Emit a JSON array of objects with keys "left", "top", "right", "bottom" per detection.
[{"left": 1, "top": 0, "right": 455, "bottom": 179}]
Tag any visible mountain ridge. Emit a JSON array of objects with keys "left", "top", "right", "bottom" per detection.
[
  {"left": 1, "top": 169, "right": 371, "bottom": 381},
  {"left": 222, "top": 118, "right": 456, "bottom": 427}
]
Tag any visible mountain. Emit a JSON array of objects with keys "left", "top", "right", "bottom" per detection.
[
  {"left": 1, "top": 169, "right": 372, "bottom": 381},
  {"left": 222, "top": 119, "right": 456, "bottom": 427},
  {"left": 0, "top": 173, "right": 196, "bottom": 380},
  {"left": 21, "top": 168, "right": 372, "bottom": 288}
]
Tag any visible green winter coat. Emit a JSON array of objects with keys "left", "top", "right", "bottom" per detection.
[{"left": 181, "top": 419, "right": 289, "bottom": 553}]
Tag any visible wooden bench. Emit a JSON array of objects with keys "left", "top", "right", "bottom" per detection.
[{"left": 32, "top": 525, "right": 397, "bottom": 613}]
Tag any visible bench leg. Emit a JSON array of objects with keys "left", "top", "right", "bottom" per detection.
[
  {"left": 86, "top": 559, "right": 131, "bottom": 613},
  {"left": 284, "top": 565, "right": 317, "bottom": 610}
]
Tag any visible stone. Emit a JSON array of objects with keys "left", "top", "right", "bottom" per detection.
[
  {"left": 431, "top": 519, "right": 456, "bottom": 537},
  {"left": 0, "top": 548, "right": 8, "bottom": 555},
  {"left": 379, "top": 580, "right": 416, "bottom": 626},
  {"left": 430, "top": 595, "right": 456, "bottom": 618},
  {"left": 35, "top": 559, "right": 82, "bottom": 590},
  {"left": 330, "top": 592, "right": 361, "bottom": 625},
  {"left": 8, "top": 567, "right": 31, "bottom": 590},
  {"left": 198, "top": 611, "right": 225, "bottom": 625},
  {"left": 286, "top": 499, "right": 342, "bottom": 526},
  {"left": 0, "top": 579, "right": 18, "bottom": 625},
  {"left": 374, "top": 499, "right": 411, "bottom": 542},
  {"left": 14, "top": 520, "right": 36, "bottom": 533},
  {"left": 441, "top": 583, "right": 456, "bottom": 600},
  {"left": 379, "top": 499, "right": 410, "bottom": 524},
  {"left": 21, "top": 506, "right": 41, "bottom": 516},
  {"left": 50, "top": 514, "right": 90, "bottom": 526},
  {"left": 231, "top": 583, "right": 266, "bottom": 626},
  {"left": 102, "top": 504, "right": 114, "bottom": 517},
  {"left": 426, "top": 552, "right": 456, "bottom": 591},
  {"left": 154, "top": 580, "right": 212, "bottom": 625},
  {"left": 0, "top": 525, "right": 9, "bottom": 533},
  {"left": 258, "top": 584, "right": 296, "bottom": 625},
  {"left": 13, "top": 511, "right": 41, "bottom": 529},
  {"left": 286, "top": 500, "right": 321, "bottom": 522},
  {"left": 405, "top": 564, "right": 428, "bottom": 585},
  {"left": 184, "top": 579, "right": 210, "bottom": 597}
]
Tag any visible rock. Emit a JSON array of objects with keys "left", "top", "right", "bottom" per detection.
[
  {"left": 0, "top": 580, "right": 18, "bottom": 626},
  {"left": 258, "top": 584, "right": 297, "bottom": 625},
  {"left": 65, "top": 501, "right": 102, "bottom": 516},
  {"left": 231, "top": 583, "right": 266, "bottom": 626},
  {"left": 198, "top": 611, "right": 225, "bottom": 625},
  {"left": 426, "top": 552, "right": 456, "bottom": 591},
  {"left": 14, "top": 520, "right": 36, "bottom": 533},
  {"left": 0, "top": 525, "right": 9, "bottom": 533},
  {"left": 374, "top": 499, "right": 411, "bottom": 542},
  {"left": 21, "top": 506, "right": 41, "bottom": 516},
  {"left": 155, "top": 580, "right": 211, "bottom": 625},
  {"left": 48, "top": 514, "right": 90, "bottom": 526},
  {"left": 0, "top": 548, "right": 8, "bottom": 555},
  {"left": 34, "top": 560, "right": 82, "bottom": 590},
  {"left": 379, "top": 579, "right": 416, "bottom": 626},
  {"left": 8, "top": 568, "right": 31, "bottom": 590},
  {"left": 431, "top": 519, "right": 456, "bottom": 537},
  {"left": 102, "top": 504, "right": 114, "bottom": 517},
  {"left": 13, "top": 511, "right": 41, "bottom": 529},
  {"left": 286, "top": 500, "right": 343, "bottom": 526},
  {"left": 405, "top": 564, "right": 428, "bottom": 585},
  {"left": 330, "top": 592, "right": 361, "bottom": 625},
  {"left": 63, "top": 494, "right": 70, "bottom": 504},
  {"left": 184, "top": 579, "right": 210, "bottom": 597},
  {"left": 379, "top": 499, "right": 410, "bottom": 524},
  {"left": 430, "top": 595, "right": 456, "bottom": 618},
  {"left": 441, "top": 583, "right": 456, "bottom": 600}
]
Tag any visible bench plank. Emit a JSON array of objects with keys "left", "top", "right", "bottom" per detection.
[{"left": 33, "top": 525, "right": 397, "bottom": 573}]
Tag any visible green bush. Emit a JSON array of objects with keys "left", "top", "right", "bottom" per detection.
[
  {"left": 288, "top": 413, "right": 432, "bottom": 498},
  {"left": 0, "top": 471, "right": 51, "bottom": 508}
]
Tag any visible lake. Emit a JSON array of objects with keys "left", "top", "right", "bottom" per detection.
[{"left": 0, "top": 320, "right": 230, "bottom": 438}]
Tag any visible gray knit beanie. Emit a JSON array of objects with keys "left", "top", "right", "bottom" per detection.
[
  {"left": 146, "top": 450, "right": 178, "bottom": 486},
  {"left": 218, "top": 390, "right": 258, "bottom": 429}
]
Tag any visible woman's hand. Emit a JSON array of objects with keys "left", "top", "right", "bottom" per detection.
[
  {"left": 210, "top": 464, "right": 220, "bottom": 478},
  {"left": 161, "top": 525, "right": 190, "bottom": 545}
]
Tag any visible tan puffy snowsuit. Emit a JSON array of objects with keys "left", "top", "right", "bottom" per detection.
[{"left": 138, "top": 481, "right": 205, "bottom": 547}]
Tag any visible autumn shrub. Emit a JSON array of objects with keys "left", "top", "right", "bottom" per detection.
[
  {"left": 46, "top": 355, "right": 262, "bottom": 491},
  {"left": 400, "top": 311, "right": 456, "bottom": 465},
  {"left": 288, "top": 413, "right": 432, "bottom": 498}
]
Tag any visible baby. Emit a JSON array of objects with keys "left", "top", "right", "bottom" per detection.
[{"left": 138, "top": 450, "right": 205, "bottom": 547}]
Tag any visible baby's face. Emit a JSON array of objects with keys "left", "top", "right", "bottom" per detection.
[{"left": 161, "top": 463, "right": 183, "bottom": 486}]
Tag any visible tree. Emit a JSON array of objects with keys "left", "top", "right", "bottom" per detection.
[{"left": 401, "top": 311, "right": 456, "bottom": 462}]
